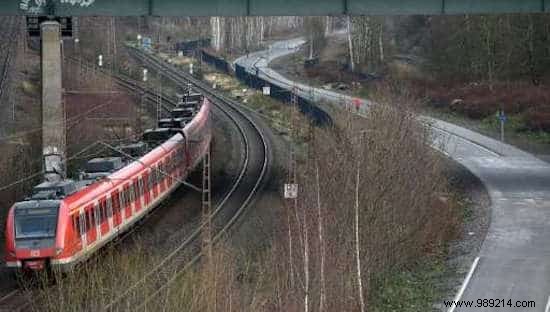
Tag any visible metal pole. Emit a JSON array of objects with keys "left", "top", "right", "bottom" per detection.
[{"left": 500, "top": 117, "right": 504, "bottom": 143}]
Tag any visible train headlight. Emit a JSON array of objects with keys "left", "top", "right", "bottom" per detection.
[{"left": 55, "top": 248, "right": 63, "bottom": 256}]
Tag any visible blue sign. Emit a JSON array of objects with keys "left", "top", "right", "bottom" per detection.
[
  {"left": 142, "top": 37, "right": 152, "bottom": 49},
  {"left": 497, "top": 110, "right": 507, "bottom": 123}
]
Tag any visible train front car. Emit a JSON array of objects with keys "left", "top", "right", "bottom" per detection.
[
  {"left": 5, "top": 199, "right": 64, "bottom": 271},
  {"left": 4, "top": 92, "right": 212, "bottom": 273}
]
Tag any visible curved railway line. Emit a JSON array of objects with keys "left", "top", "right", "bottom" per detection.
[
  {"left": 0, "top": 17, "right": 18, "bottom": 102},
  {"left": 0, "top": 48, "right": 272, "bottom": 311},
  {"left": 101, "top": 47, "right": 272, "bottom": 310}
]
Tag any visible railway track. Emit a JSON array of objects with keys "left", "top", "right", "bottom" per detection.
[
  {"left": 100, "top": 47, "right": 272, "bottom": 310},
  {"left": 0, "top": 17, "right": 19, "bottom": 102},
  {"left": 0, "top": 60, "right": 187, "bottom": 312},
  {"left": 0, "top": 50, "right": 271, "bottom": 310},
  {"left": 0, "top": 286, "right": 30, "bottom": 312}
]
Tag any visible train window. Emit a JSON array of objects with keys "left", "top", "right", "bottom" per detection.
[
  {"left": 129, "top": 184, "right": 135, "bottom": 202},
  {"left": 123, "top": 186, "right": 129, "bottom": 206},
  {"left": 159, "top": 164, "right": 164, "bottom": 181},
  {"left": 112, "top": 192, "right": 120, "bottom": 213},
  {"left": 87, "top": 209, "right": 94, "bottom": 230},
  {"left": 78, "top": 212, "right": 86, "bottom": 235},
  {"left": 79, "top": 213, "right": 86, "bottom": 236},
  {"left": 148, "top": 172, "right": 153, "bottom": 189},
  {"left": 139, "top": 178, "right": 144, "bottom": 195},
  {"left": 142, "top": 173, "right": 148, "bottom": 193},
  {"left": 119, "top": 190, "right": 125, "bottom": 209},
  {"left": 73, "top": 216, "right": 80, "bottom": 236},
  {"left": 99, "top": 200, "right": 106, "bottom": 223},
  {"left": 94, "top": 204, "right": 100, "bottom": 226},
  {"left": 107, "top": 197, "right": 113, "bottom": 218}
]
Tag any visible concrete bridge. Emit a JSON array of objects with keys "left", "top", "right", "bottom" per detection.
[{"left": 2, "top": 0, "right": 550, "bottom": 16}]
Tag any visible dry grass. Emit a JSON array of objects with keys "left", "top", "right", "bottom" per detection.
[{"left": 25, "top": 91, "right": 460, "bottom": 312}]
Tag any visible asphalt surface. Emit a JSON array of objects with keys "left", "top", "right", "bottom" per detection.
[{"left": 235, "top": 38, "right": 550, "bottom": 311}]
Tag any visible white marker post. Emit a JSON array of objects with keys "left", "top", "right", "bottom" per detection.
[
  {"left": 98, "top": 54, "right": 103, "bottom": 67},
  {"left": 284, "top": 184, "right": 298, "bottom": 199},
  {"left": 142, "top": 68, "right": 148, "bottom": 82}
]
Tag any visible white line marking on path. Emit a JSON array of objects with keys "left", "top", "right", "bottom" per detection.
[
  {"left": 447, "top": 257, "right": 481, "bottom": 312},
  {"left": 544, "top": 295, "right": 550, "bottom": 312}
]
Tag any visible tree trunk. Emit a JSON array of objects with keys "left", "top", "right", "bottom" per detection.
[
  {"left": 347, "top": 16, "right": 355, "bottom": 72},
  {"left": 378, "top": 22, "right": 384, "bottom": 63},
  {"left": 316, "top": 162, "right": 326, "bottom": 312},
  {"left": 355, "top": 135, "right": 365, "bottom": 312}
]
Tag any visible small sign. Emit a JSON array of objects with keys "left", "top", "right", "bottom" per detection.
[
  {"left": 142, "top": 37, "right": 152, "bottom": 49},
  {"left": 497, "top": 110, "right": 507, "bottom": 123},
  {"left": 284, "top": 183, "right": 298, "bottom": 199},
  {"left": 27, "top": 16, "right": 73, "bottom": 38},
  {"left": 263, "top": 86, "right": 271, "bottom": 95},
  {"left": 142, "top": 68, "right": 148, "bottom": 82}
]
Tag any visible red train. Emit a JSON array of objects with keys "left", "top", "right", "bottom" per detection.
[{"left": 4, "top": 93, "right": 211, "bottom": 271}]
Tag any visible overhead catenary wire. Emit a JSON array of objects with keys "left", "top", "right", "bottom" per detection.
[
  {"left": 105, "top": 46, "right": 270, "bottom": 311},
  {"left": 0, "top": 140, "right": 105, "bottom": 193}
]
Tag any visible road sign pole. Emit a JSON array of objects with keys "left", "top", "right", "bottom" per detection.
[
  {"left": 497, "top": 110, "right": 506, "bottom": 143},
  {"left": 500, "top": 118, "right": 504, "bottom": 143}
]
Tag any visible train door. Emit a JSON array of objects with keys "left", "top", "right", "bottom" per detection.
[
  {"left": 159, "top": 161, "right": 167, "bottom": 193},
  {"left": 78, "top": 210, "right": 87, "bottom": 250},
  {"left": 106, "top": 195, "right": 114, "bottom": 233},
  {"left": 86, "top": 204, "right": 97, "bottom": 244},
  {"left": 182, "top": 143, "right": 190, "bottom": 178},
  {"left": 138, "top": 177, "right": 147, "bottom": 210},
  {"left": 112, "top": 190, "right": 122, "bottom": 227},
  {"left": 142, "top": 172, "right": 151, "bottom": 207},
  {"left": 123, "top": 184, "right": 132, "bottom": 219},
  {"left": 132, "top": 180, "right": 141, "bottom": 213},
  {"left": 94, "top": 202, "right": 102, "bottom": 240},
  {"left": 146, "top": 169, "right": 154, "bottom": 202},
  {"left": 182, "top": 145, "right": 189, "bottom": 179},
  {"left": 166, "top": 155, "right": 174, "bottom": 187},
  {"left": 118, "top": 187, "right": 126, "bottom": 223},
  {"left": 151, "top": 167, "right": 159, "bottom": 199},
  {"left": 99, "top": 199, "right": 109, "bottom": 236}
]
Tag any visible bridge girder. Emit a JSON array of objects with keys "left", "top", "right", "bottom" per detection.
[{"left": 5, "top": 0, "right": 550, "bottom": 16}]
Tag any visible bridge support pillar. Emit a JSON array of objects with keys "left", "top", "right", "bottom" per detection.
[{"left": 41, "top": 21, "right": 65, "bottom": 181}]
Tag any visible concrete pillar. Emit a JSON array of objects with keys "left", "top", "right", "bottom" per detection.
[{"left": 41, "top": 21, "right": 65, "bottom": 181}]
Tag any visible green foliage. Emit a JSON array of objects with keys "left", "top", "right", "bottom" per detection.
[
  {"left": 481, "top": 113, "right": 550, "bottom": 144},
  {"left": 370, "top": 258, "right": 450, "bottom": 312}
]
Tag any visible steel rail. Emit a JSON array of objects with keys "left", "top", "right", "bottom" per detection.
[
  {"left": 0, "top": 59, "right": 194, "bottom": 312},
  {"left": 0, "top": 17, "right": 19, "bottom": 102},
  {"left": 104, "top": 47, "right": 271, "bottom": 310}
]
